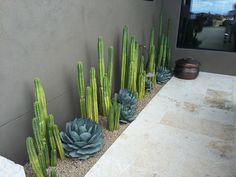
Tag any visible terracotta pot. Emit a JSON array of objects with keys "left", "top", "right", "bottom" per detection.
[{"left": 174, "top": 58, "right": 200, "bottom": 80}]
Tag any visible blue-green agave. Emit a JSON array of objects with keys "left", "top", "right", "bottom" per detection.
[
  {"left": 145, "top": 79, "right": 153, "bottom": 93},
  {"left": 116, "top": 89, "right": 137, "bottom": 123},
  {"left": 60, "top": 118, "right": 104, "bottom": 160},
  {"left": 156, "top": 66, "right": 172, "bottom": 85}
]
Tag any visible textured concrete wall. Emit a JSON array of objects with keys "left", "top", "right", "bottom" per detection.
[
  {"left": 0, "top": 0, "right": 161, "bottom": 164},
  {"left": 162, "top": 0, "right": 236, "bottom": 76}
]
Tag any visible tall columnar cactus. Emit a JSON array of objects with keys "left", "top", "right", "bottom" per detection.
[
  {"left": 103, "top": 74, "right": 110, "bottom": 117},
  {"left": 26, "top": 137, "right": 45, "bottom": 177},
  {"left": 90, "top": 67, "right": 99, "bottom": 123},
  {"left": 27, "top": 79, "right": 65, "bottom": 177},
  {"left": 86, "top": 86, "right": 93, "bottom": 119},
  {"left": 157, "top": 35, "right": 164, "bottom": 67},
  {"left": 52, "top": 124, "right": 65, "bottom": 160},
  {"left": 120, "top": 25, "right": 128, "bottom": 89},
  {"left": 107, "top": 100, "right": 121, "bottom": 131},
  {"left": 162, "top": 35, "right": 168, "bottom": 67},
  {"left": 138, "top": 56, "right": 146, "bottom": 99},
  {"left": 149, "top": 28, "right": 155, "bottom": 57},
  {"left": 166, "top": 18, "right": 172, "bottom": 68},
  {"left": 77, "top": 62, "right": 86, "bottom": 118},
  {"left": 158, "top": 11, "right": 163, "bottom": 50},
  {"left": 108, "top": 46, "right": 113, "bottom": 98},
  {"left": 127, "top": 37, "right": 138, "bottom": 96},
  {"left": 147, "top": 45, "right": 156, "bottom": 85},
  {"left": 98, "top": 36, "right": 105, "bottom": 114}
]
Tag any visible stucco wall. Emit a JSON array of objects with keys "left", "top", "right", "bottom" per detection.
[{"left": 0, "top": 0, "right": 162, "bottom": 164}]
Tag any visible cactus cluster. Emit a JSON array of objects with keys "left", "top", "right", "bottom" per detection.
[
  {"left": 116, "top": 89, "right": 137, "bottom": 123},
  {"left": 98, "top": 37, "right": 113, "bottom": 116},
  {"left": 77, "top": 63, "right": 99, "bottom": 123},
  {"left": 26, "top": 78, "right": 64, "bottom": 177},
  {"left": 60, "top": 118, "right": 104, "bottom": 159},
  {"left": 107, "top": 99, "right": 121, "bottom": 131},
  {"left": 156, "top": 16, "right": 172, "bottom": 84}
]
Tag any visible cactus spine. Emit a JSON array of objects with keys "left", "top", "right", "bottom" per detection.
[
  {"left": 26, "top": 137, "right": 45, "bottom": 177},
  {"left": 90, "top": 67, "right": 99, "bottom": 123},
  {"left": 98, "top": 36, "right": 105, "bottom": 114},
  {"left": 108, "top": 46, "right": 113, "bottom": 98},
  {"left": 138, "top": 56, "right": 146, "bottom": 99},
  {"left": 86, "top": 86, "right": 93, "bottom": 119},
  {"left": 77, "top": 62, "right": 86, "bottom": 118},
  {"left": 120, "top": 25, "right": 128, "bottom": 89}
]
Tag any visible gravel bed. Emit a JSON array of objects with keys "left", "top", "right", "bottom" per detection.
[{"left": 24, "top": 84, "right": 162, "bottom": 177}]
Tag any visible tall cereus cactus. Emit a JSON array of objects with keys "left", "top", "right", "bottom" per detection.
[
  {"left": 166, "top": 18, "right": 172, "bottom": 68},
  {"left": 158, "top": 11, "right": 163, "bottom": 51},
  {"left": 108, "top": 46, "right": 113, "bottom": 98},
  {"left": 98, "top": 36, "right": 105, "bottom": 114},
  {"left": 120, "top": 25, "right": 129, "bottom": 89},
  {"left": 86, "top": 86, "right": 93, "bottom": 119},
  {"left": 157, "top": 35, "right": 164, "bottom": 68},
  {"left": 90, "top": 67, "right": 99, "bottom": 123},
  {"left": 147, "top": 45, "right": 156, "bottom": 85},
  {"left": 77, "top": 62, "right": 86, "bottom": 118},
  {"left": 102, "top": 74, "right": 110, "bottom": 117},
  {"left": 107, "top": 99, "right": 121, "bottom": 132},
  {"left": 26, "top": 137, "right": 45, "bottom": 177},
  {"left": 138, "top": 56, "right": 146, "bottom": 99},
  {"left": 162, "top": 35, "right": 168, "bottom": 67},
  {"left": 26, "top": 78, "right": 65, "bottom": 177},
  {"left": 127, "top": 37, "right": 138, "bottom": 96}
]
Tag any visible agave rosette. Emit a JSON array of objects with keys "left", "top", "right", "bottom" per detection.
[{"left": 60, "top": 118, "right": 104, "bottom": 160}]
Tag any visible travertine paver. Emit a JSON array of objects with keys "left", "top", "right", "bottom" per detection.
[{"left": 85, "top": 72, "right": 236, "bottom": 177}]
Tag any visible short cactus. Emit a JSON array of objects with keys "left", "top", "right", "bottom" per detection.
[
  {"left": 60, "top": 118, "right": 104, "bottom": 159},
  {"left": 138, "top": 56, "right": 146, "bottom": 99},
  {"left": 107, "top": 99, "right": 121, "bottom": 131}
]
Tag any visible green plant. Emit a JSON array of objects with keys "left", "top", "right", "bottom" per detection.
[
  {"left": 98, "top": 36, "right": 105, "bottom": 114},
  {"left": 108, "top": 46, "right": 113, "bottom": 98},
  {"left": 77, "top": 62, "right": 86, "bottom": 118},
  {"left": 60, "top": 118, "right": 104, "bottom": 159},
  {"left": 86, "top": 86, "right": 93, "bottom": 119},
  {"left": 116, "top": 89, "right": 137, "bottom": 123},
  {"left": 120, "top": 25, "right": 129, "bottom": 89},
  {"left": 26, "top": 78, "right": 65, "bottom": 177},
  {"left": 50, "top": 169, "right": 57, "bottom": 177},
  {"left": 156, "top": 66, "right": 172, "bottom": 85},
  {"left": 138, "top": 56, "right": 146, "bottom": 99},
  {"left": 162, "top": 35, "right": 168, "bottom": 67},
  {"left": 26, "top": 137, "right": 45, "bottom": 177},
  {"left": 147, "top": 45, "right": 156, "bottom": 85},
  {"left": 157, "top": 35, "right": 164, "bottom": 67},
  {"left": 90, "top": 67, "right": 99, "bottom": 123},
  {"left": 102, "top": 74, "right": 111, "bottom": 117},
  {"left": 166, "top": 18, "right": 172, "bottom": 68},
  {"left": 107, "top": 99, "right": 121, "bottom": 131}
]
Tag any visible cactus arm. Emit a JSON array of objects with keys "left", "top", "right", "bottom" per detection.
[
  {"left": 162, "top": 36, "right": 168, "bottom": 67},
  {"left": 86, "top": 86, "right": 93, "bottom": 119},
  {"left": 127, "top": 37, "right": 136, "bottom": 91},
  {"left": 26, "top": 137, "right": 45, "bottom": 177},
  {"left": 90, "top": 68, "right": 99, "bottom": 123},
  {"left": 103, "top": 74, "right": 110, "bottom": 117},
  {"left": 121, "top": 25, "right": 128, "bottom": 89},
  {"left": 77, "top": 62, "right": 86, "bottom": 118},
  {"left": 108, "top": 46, "right": 113, "bottom": 98},
  {"left": 52, "top": 125, "right": 65, "bottom": 160},
  {"left": 132, "top": 41, "right": 138, "bottom": 95}
]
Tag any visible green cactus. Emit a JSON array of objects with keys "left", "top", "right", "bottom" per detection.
[
  {"left": 147, "top": 45, "right": 156, "bottom": 85},
  {"left": 26, "top": 137, "right": 45, "bottom": 177},
  {"left": 138, "top": 56, "right": 146, "bottom": 99},
  {"left": 166, "top": 19, "right": 172, "bottom": 68},
  {"left": 90, "top": 67, "right": 99, "bottom": 123},
  {"left": 108, "top": 46, "right": 113, "bottom": 98},
  {"left": 157, "top": 35, "right": 164, "bottom": 67},
  {"left": 50, "top": 169, "right": 57, "bottom": 177},
  {"left": 132, "top": 41, "right": 138, "bottom": 95},
  {"left": 77, "top": 62, "right": 86, "bottom": 118},
  {"left": 52, "top": 124, "right": 65, "bottom": 160},
  {"left": 107, "top": 100, "right": 121, "bottom": 131},
  {"left": 120, "top": 25, "right": 128, "bottom": 89},
  {"left": 158, "top": 11, "right": 163, "bottom": 50},
  {"left": 103, "top": 74, "right": 110, "bottom": 117},
  {"left": 98, "top": 36, "right": 105, "bottom": 114},
  {"left": 86, "top": 86, "right": 93, "bottom": 119},
  {"left": 162, "top": 35, "right": 168, "bottom": 67},
  {"left": 149, "top": 28, "right": 155, "bottom": 56}
]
